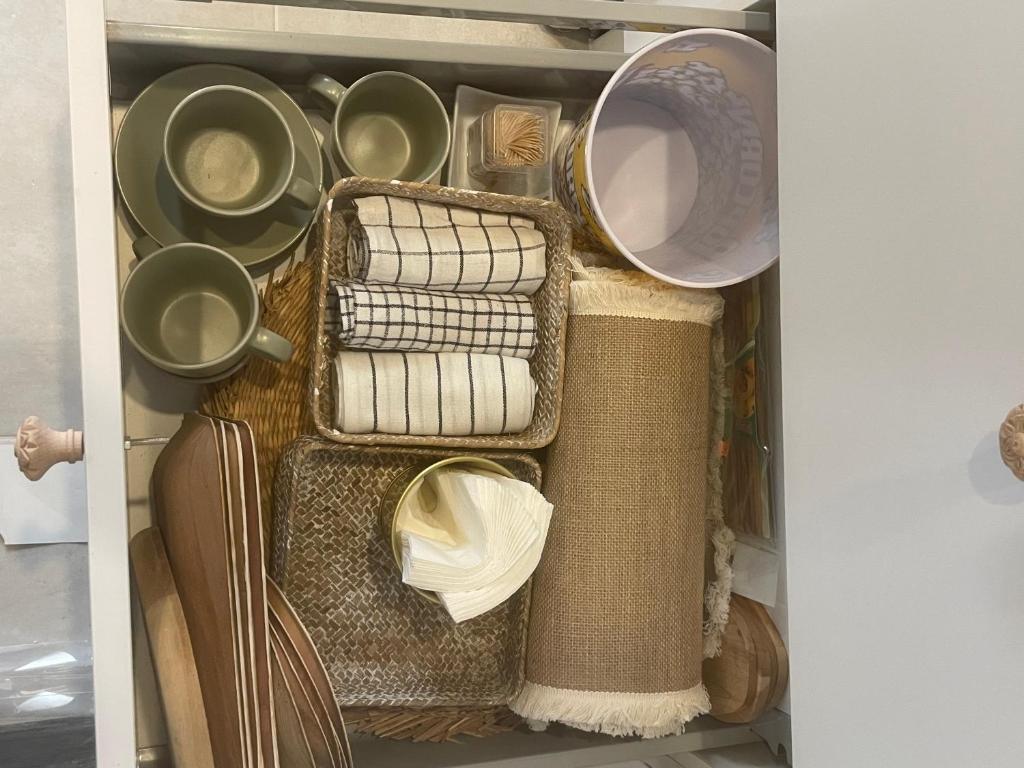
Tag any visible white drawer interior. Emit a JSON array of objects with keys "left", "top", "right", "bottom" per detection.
[{"left": 106, "top": 14, "right": 788, "bottom": 768}]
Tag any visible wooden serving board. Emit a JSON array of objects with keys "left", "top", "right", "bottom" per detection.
[
  {"left": 153, "top": 413, "right": 243, "bottom": 768},
  {"left": 704, "top": 595, "right": 788, "bottom": 723},
  {"left": 154, "top": 413, "right": 283, "bottom": 768},
  {"left": 270, "top": 623, "right": 336, "bottom": 768},
  {"left": 231, "top": 419, "right": 280, "bottom": 767},
  {"left": 271, "top": 638, "right": 319, "bottom": 768},
  {"left": 267, "top": 578, "right": 351, "bottom": 768},
  {"left": 129, "top": 527, "right": 215, "bottom": 768},
  {"left": 213, "top": 416, "right": 283, "bottom": 768},
  {"left": 747, "top": 597, "right": 789, "bottom": 709},
  {"left": 217, "top": 419, "right": 257, "bottom": 768},
  {"left": 704, "top": 595, "right": 760, "bottom": 721}
]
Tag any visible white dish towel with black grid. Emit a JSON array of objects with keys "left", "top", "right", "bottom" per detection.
[
  {"left": 326, "top": 280, "right": 537, "bottom": 359},
  {"left": 346, "top": 195, "right": 547, "bottom": 295},
  {"left": 333, "top": 351, "right": 535, "bottom": 435}
]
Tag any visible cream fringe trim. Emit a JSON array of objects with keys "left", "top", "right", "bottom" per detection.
[
  {"left": 510, "top": 680, "right": 711, "bottom": 739},
  {"left": 568, "top": 261, "right": 725, "bottom": 327},
  {"left": 703, "top": 322, "right": 735, "bottom": 657}
]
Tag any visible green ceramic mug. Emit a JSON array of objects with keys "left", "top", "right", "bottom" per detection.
[
  {"left": 308, "top": 71, "right": 451, "bottom": 182},
  {"left": 120, "top": 240, "right": 293, "bottom": 379},
  {"left": 164, "top": 84, "right": 320, "bottom": 217}
]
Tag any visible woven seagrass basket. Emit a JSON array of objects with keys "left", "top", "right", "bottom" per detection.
[
  {"left": 310, "top": 177, "right": 571, "bottom": 450},
  {"left": 270, "top": 437, "right": 538, "bottom": 708}
]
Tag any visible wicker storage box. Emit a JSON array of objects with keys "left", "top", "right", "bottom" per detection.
[
  {"left": 311, "top": 177, "right": 571, "bottom": 450},
  {"left": 270, "top": 437, "right": 538, "bottom": 707}
]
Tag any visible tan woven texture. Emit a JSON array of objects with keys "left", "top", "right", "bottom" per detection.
[
  {"left": 526, "top": 315, "right": 711, "bottom": 694},
  {"left": 270, "top": 437, "right": 537, "bottom": 708},
  {"left": 203, "top": 254, "right": 316, "bottom": 547},
  {"left": 345, "top": 706, "right": 520, "bottom": 743},
  {"left": 311, "top": 177, "right": 571, "bottom": 450}
]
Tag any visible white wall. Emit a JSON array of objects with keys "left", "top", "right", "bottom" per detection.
[
  {"left": 0, "top": 0, "right": 91, "bottom": 671},
  {"left": 778, "top": 1, "right": 1024, "bottom": 766}
]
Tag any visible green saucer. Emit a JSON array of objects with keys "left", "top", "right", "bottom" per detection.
[{"left": 115, "top": 65, "right": 324, "bottom": 273}]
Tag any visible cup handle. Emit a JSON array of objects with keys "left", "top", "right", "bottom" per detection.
[
  {"left": 308, "top": 73, "right": 347, "bottom": 110},
  {"left": 284, "top": 175, "right": 321, "bottom": 211},
  {"left": 248, "top": 327, "right": 293, "bottom": 363},
  {"left": 132, "top": 236, "right": 161, "bottom": 259}
]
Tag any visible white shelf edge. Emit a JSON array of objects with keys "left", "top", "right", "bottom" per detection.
[
  {"left": 348, "top": 712, "right": 787, "bottom": 768},
  {"left": 66, "top": 1, "right": 136, "bottom": 767},
  {"left": 105, "top": 21, "right": 630, "bottom": 72},
  {"left": 229, "top": 0, "right": 774, "bottom": 35},
  {"left": 98, "top": 10, "right": 780, "bottom": 768}
]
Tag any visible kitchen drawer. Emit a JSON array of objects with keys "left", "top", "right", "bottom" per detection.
[
  {"left": 94, "top": 7, "right": 790, "bottom": 767},
  {"left": 60, "top": 2, "right": 1024, "bottom": 767}
]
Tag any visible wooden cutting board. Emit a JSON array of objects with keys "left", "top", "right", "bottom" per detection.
[
  {"left": 218, "top": 418, "right": 281, "bottom": 768},
  {"left": 270, "top": 623, "right": 336, "bottom": 768},
  {"left": 267, "top": 578, "right": 351, "bottom": 768},
  {"left": 217, "top": 420, "right": 257, "bottom": 768},
  {"left": 153, "top": 413, "right": 243, "bottom": 768},
  {"left": 229, "top": 419, "right": 279, "bottom": 767},
  {"left": 746, "top": 596, "right": 789, "bottom": 709},
  {"left": 130, "top": 527, "right": 215, "bottom": 768},
  {"left": 271, "top": 639, "right": 319, "bottom": 768},
  {"left": 703, "top": 595, "right": 788, "bottom": 723}
]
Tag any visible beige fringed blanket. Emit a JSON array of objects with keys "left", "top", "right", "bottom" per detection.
[{"left": 510, "top": 266, "right": 733, "bottom": 738}]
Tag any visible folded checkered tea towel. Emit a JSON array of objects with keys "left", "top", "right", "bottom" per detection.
[
  {"left": 333, "top": 351, "right": 536, "bottom": 436},
  {"left": 326, "top": 281, "right": 537, "bottom": 359},
  {"left": 346, "top": 196, "right": 547, "bottom": 295},
  {"left": 354, "top": 195, "right": 537, "bottom": 229}
]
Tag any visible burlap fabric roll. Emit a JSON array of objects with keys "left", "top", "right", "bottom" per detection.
[{"left": 511, "top": 266, "right": 731, "bottom": 738}]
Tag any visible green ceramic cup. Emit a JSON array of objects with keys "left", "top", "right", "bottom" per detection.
[
  {"left": 308, "top": 71, "right": 451, "bottom": 182},
  {"left": 164, "top": 85, "right": 320, "bottom": 217},
  {"left": 121, "top": 240, "right": 293, "bottom": 379}
]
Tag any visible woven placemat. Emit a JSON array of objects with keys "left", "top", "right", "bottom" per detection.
[
  {"left": 203, "top": 253, "right": 316, "bottom": 546},
  {"left": 271, "top": 437, "right": 536, "bottom": 708},
  {"left": 345, "top": 706, "right": 521, "bottom": 743}
]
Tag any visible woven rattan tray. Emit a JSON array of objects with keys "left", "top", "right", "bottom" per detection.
[
  {"left": 310, "top": 177, "right": 571, "bottom": 449},
  {"left": 270, "top": 437, "right": 538, "bottom": 707}
]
